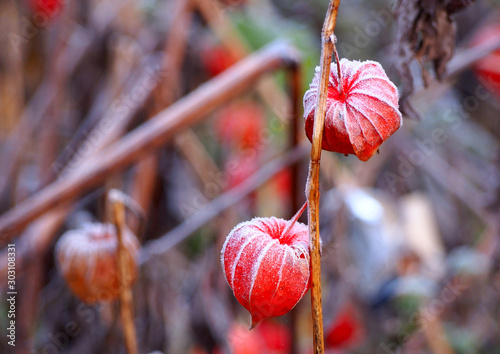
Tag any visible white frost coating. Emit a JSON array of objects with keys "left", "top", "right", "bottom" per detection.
[
  {"left": 222, "top": 216, "right": 278, "bottom": 286},
  {"left": 348, "top": 104, "right": 384, "bottom": 140},
  {"left": 282, "top": 247, "right": 306, "bottom": 312},
  {"left": 291, "top": 243, "right": 310, "bottom": 261},
  {"left": 298, "top": 267, "right": 311, "bottom": 299},
  {"left": 221, "top": 218, "right": 261, "bottom": 282},
  {"left": 325, "top": 100, "right": 340, "bottom": 122},
  {"left": 248, "top": 239, "right": 278, "bottom": 306},
  {"left": 221, "top": 216, "right": 309, "bottom": 286},
  {"left": 229, "top": 232, "right": 259, "bottom": 289},
  {"left": 270, "top": 247, "right": 288, "bottom": 302},
  {"left": 220, "top": 215, "right": 313, "bottom": 322},
  {"left": 303, "top": 65, "right": 321, "bottom": 118},
  {"left": 350, "top": 91, "right": 400, "bottom": 115},
  {"left": 302, "top": 57, "right": 403, "bottom": 160},
  {"left": 303, "top": 58, "right": 403, "bottom": 127}
]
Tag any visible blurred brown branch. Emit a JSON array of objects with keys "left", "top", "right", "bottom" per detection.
[
  {"left": 0, "top": 40, "right": 300, "bottom": 243},
  {"left": 139, "top": 143, "right": 308, "bottom": 264}
]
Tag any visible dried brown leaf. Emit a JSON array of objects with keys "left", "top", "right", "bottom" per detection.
[{"left": 394, "top": 0, "right": 476, "bottom": 119}]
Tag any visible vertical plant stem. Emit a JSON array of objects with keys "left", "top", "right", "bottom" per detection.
[
  {"left": 288, "top": 58, "right": 301, "bottom": 354},
  {"left": 111, "top": 193, "right": 138, "bottom": 354},
  {"left": 306, "top": 1, "right": 341, "bottom": 353}
]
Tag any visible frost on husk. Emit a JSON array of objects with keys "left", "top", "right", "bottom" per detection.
[
  {"left": 221, "top": 216, "right": 310, "bottom": 328},
  {"left": 303, "top": 58, "right": 402, "bottom": 161}
]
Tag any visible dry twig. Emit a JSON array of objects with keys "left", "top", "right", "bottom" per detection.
[
  {"left": 306, "top": 1, "right": 341, "bottom": 352},
  {"left": 109, "top": 190, "right": 138, "bottom": 354}
]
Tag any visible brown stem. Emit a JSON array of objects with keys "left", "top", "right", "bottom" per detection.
[
  {"left": 333, "top": 43, "right": 343, "bottom": 95},
  {"left": 110, "top": 191, "right": 138, "bottom": 354},
  {"left": 306, "top": 1, "right": 341, "bottom": 353}
]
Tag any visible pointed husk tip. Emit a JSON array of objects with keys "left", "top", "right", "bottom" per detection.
[{"left": 249, "top": 315, "right": 263, "bottom": 330}]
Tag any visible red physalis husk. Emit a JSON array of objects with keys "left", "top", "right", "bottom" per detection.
[
  {"left": 221, "top": 203, "right": 310, "bottom": 329},
  {"left": 303, "top": 58, "right": 403, "bottom": 161}
]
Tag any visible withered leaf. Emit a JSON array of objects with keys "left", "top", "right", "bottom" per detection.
[{"left": 394, "top": 0, "right": 476, "bottom": 119}]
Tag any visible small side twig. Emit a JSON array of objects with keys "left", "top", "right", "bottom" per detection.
[
  {"left": 110, "top": 190, "right": 138, "bottom": 354},
  {"left": 306, "top": 0, "right": 341, "bottom": 353},
  {"left": 333, "top": 41, "right": 343, "bottom": 95}
]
